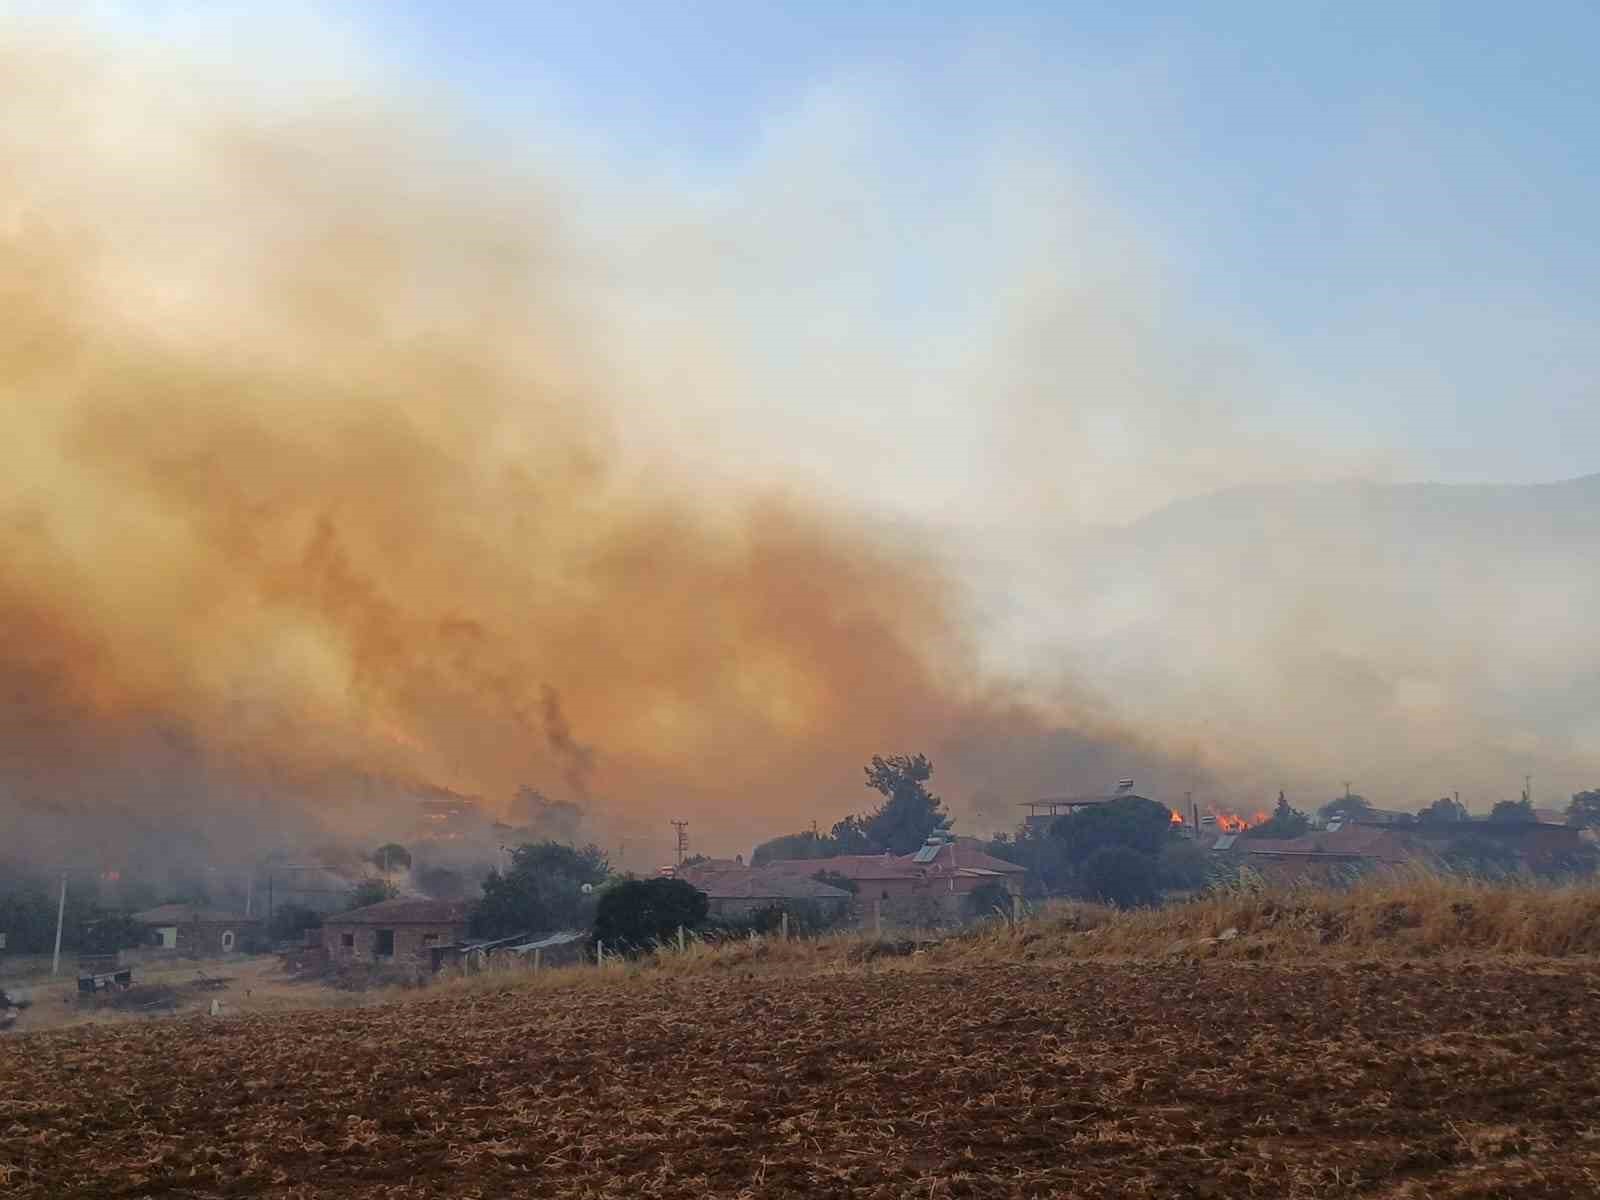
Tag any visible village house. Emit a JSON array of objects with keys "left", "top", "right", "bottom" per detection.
[
  {"left": 132, "top": 905, "right": 262, "bottom": 956},
  {"left": 322, "top": 898, "right": 471, "bottom": 966},
  {"left": 1212, "top": 815, "right": 1590, "bottom": 882},
  {"left": 672, "top": 863, "right": 854, "bottom": 920},
  {"left": 757, "top": 835, "right": 1027, "bottom": 919}
]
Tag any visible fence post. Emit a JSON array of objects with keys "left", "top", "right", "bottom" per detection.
[
  {"left": 596, "top": 940, "right": 604, "bottom": 966},
  {"left": 677, "top": 925, "right": 686, "bottom": 953},
  {"left": 781, "top": 910, "right": 789, "bottom": 941},
  {"left": 874, "top": 898, "right": 882, "bottom": 936},
  {"left": 1012, "top": 893, "right": 1023, "bottom": 927},
  {"left": 533, "top": 947, "right": 542, "bottom": 972}
]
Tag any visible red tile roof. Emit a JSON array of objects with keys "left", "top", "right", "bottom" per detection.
[
  {"left": 676, "top": 866, "right": 852, "bottom": 901},
  {"left": 760, "top": 854, "right": 926, "bottom": 881}
]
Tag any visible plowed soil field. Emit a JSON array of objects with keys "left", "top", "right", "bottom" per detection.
[{"left": 4, "top": 960, "right": 1599, "bottom": 1198}]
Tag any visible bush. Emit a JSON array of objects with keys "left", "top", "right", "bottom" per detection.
[
  {"left": 1080, "top": 845, "right": 1160, "bottom": 908},
  {"left": 967, "top": 881, "right": 1012, "bottom": 919},
  {"left": 593, "top": 878, "right": 709, "bottom": 954},
  {"left": 1157, "top": 842, "right": 1210, "bottom": 891}
]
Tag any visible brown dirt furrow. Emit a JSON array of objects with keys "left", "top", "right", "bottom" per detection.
[{"left": 2, "top": 960, "right": 1598, "bottom": 1198}]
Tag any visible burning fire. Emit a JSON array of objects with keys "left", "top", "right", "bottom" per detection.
[
  {"left": 1169, "top": 809, "right": 1184, "bottom": 825},
  {"left": 1213, "top": 810, "right": 1271, "bottom": 833}
]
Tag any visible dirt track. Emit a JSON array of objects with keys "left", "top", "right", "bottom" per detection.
[{"left": 4, "top": 959, "right": 1599, "bottom": 1198}]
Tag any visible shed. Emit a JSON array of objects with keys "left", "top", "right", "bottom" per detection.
[
  {"left": 132, "top": 905, "right": 262, "bottom": 957},
  {"left": 322, "top": 898, "right": 471, "bottom": 965}
]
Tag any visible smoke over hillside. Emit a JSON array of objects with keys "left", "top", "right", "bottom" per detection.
[
  {"left": 0, "top": 21, "right": 1214, "bottom": 872},
  {"left": 3, "top": 19, "right": 1594, "bottom": 879}
]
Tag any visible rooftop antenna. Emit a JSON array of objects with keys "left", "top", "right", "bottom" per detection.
[{"left": 670, "top": 819, "right": 689, "bottom": 867}]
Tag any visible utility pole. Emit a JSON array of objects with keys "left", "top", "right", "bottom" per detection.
[
  {"left": 1524, "top": 774, "right": 1533, "bottom": 806},
  {"left": 50, "top": 871, "right": 67, "bottom": 977},
  {"left": 670, "top": 820, "right": 689, "bottom": 868},
  {"left": 1343, "top": 781, "right": 1352, "bottom": 801}
]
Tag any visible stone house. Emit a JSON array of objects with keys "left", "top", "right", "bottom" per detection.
[
  {"left": 322, "top": 898, "right": 472, "bottom": 966},
  {"left": 132, "top": 905, "right": 262, "bottom": 956},
  {"left": 673, "top": 864, "right": 853, "bottom": 920}
]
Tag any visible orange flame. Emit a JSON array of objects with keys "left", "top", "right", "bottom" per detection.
[
  {"left": 1212, "top": 809, "right": 1272, "bottom": 833},
  {"left": 1169, "top": 809, "right": 1184, "bottom": 824}
]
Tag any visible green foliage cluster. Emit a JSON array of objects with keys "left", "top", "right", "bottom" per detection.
[
  {"left": 1489, "top": 798, "right": 1536, "bottom": 824},
  {"left": 1567, "top": 790, "right": 1600, "bottom": 829},
  {"left": 753, "top": 753, "right": 951, "bottom": 864},
  {"left": 346, "top": 877, "right": 399, "bottom": 910},
  {"left": 984, "top": 796, "right": 1196, "bottom": 907},
  {"left": 1417, "top": 796, "right": 1470, "bottom": 826},
  {"left": 0, "top": 875, "right": 148, "bottom": 955},
  {"left": 371, "top": 843, "right": 412, "bottom": 873},
  {"left": 1242, "top": 792, "right": 1312, "bottom": 839},
  {"left": 470, "top": 841, "right": 610, "bottom": 938},
  {"left": 593, "top": 878, "right": 708, "bottom": 953}
]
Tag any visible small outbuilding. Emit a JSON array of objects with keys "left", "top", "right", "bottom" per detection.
[
  {"left": 322, "top": 898, "right": 472, "bottom": 966},
  {"left": 132, "top": 905, "right": 262, "bottom": 957}
]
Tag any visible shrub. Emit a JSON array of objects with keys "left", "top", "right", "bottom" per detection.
[
  {"left": 1080, "top": 845, "right": 1160, "bottom": 908},
  {"left": 593, "top": 878, "right": 709, "bottom": 954}
]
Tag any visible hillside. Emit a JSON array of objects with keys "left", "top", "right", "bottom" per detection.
[{"left": 968, "top": 473, "right": 1600, "bottom": 810}]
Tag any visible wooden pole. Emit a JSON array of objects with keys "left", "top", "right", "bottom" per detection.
[
  {"left": 533, "top": 947, "right": 542, "bottom": 972},
  {"left": 677, "top": 925, "right": 685, "bottom": 953},
  {"left": 51, "top": 872, "right": 67, "bottom": 977},
  {"left": 874, "top": 898, "right": 882, "bottom": 936},
  {"left": 1011, "top": 893, "right": 1022, "bottom": 927},
  {"left": 781, "top": 910, "right": 789, "bottom": 941},
  {"left": 596, "top": 940, "right": 604, "bottom": 966}
]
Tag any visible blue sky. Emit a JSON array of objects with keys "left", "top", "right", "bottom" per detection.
[
  {"left": 352, "top": 2, "right": 1600, "bottom": 500},
  {"left": 91, "top": 1, "right": 1596, "bottom": 521}
]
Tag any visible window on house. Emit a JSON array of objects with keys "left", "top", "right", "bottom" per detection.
[
  {"left": 221, "top": 930, "right": 235, "bottom": 952},
  {"left": 341, "top": 933, "right": 354, "bottom": 948},
  {"left": 375, "top": 929, "right": 395, "bottom": 957},
  {"left": 422, "top": 933, "right": 439, "bottom": 945}
]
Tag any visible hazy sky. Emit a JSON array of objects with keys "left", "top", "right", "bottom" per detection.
[
  {"left": 84, "top": 2, "right": 1600, "bottom": 530},
  {"left": 356, "top": 1, "right": 1600, "bottom": 502}
]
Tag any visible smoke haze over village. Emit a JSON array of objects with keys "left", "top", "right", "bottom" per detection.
[{"left": 2, "top": 9, "right": 1597, "bottom": 876}]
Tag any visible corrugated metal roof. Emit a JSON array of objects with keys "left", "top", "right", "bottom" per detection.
[{"left": 1212, "top": 833, "right": 1238, "bottom": 851}]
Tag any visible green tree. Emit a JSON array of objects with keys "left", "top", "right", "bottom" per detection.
[
  {"left": 1418, "top": 796, "right": 1471, "bottom": 826},
  {"left": 1489, "top": 798, "right": 1536, "bottom": 824},
  {"left": 1050, "top": 796, "right": 1175, "bottom": 866},
  {"left": 829, "top": 813, "right": 874, "bottom": 854},
  {"left": 372, "top": 843, "right": 412, "bottom": 874},
  {"left": 347, "top": 876, "right": 398, "bottom": 910},
  {"left": 862, "top": 754, "right": 952, "bottom": 854},
  {"left": 1157, "top": 841, "right": 1211, "bottom": 891},
  {"left": 1243, "top": 791, "right": 1311, "bottom": 839},
  {"left": 592, "top": 878, "right": 708, "bottom": 954},
  {"left": 471, "top": 841, "right": 610, "bottom": 938},
  {"left": 1080, "top": 845, "right": 1160, "bottom": 908},
  {"left": 752, "top": 830, "right": 838, "bottom": 866},
  {"left": 1566, "top": 790, "right": 1600, "bottom": 830}
]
